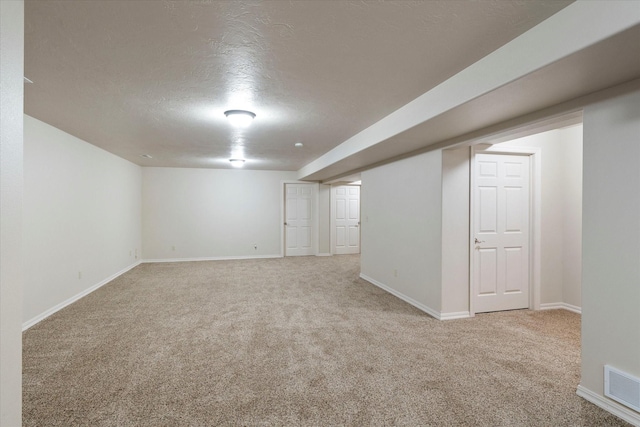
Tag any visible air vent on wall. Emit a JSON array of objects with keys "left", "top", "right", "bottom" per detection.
[{"left": 604, "top": 365, "right": 640, "bottom": 413}]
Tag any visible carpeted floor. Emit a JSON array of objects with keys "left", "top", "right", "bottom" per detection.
[{"left": 23, "top": 255, "right": 629, "bottom": 426}]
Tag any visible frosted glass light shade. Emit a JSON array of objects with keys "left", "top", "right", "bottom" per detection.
[
  {"left": 229, "top": 159, "right": 245, "bottom": 167},
  {"left": 224, "top": 110, "right": 255, "bottom": 128}
]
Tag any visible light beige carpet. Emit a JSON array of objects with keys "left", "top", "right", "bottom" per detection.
[{"left": 23, "top": 255, "right": 629, "bottom": 426}]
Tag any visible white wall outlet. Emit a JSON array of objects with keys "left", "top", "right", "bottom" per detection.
[
  {"left": 129, "top": 250, "right": 132, "bottom": 256},
  {"left": 171, "top": 245, "right": 175, "bottom": 251},
  {"left": 393, "top": 269, "right": 398, "bottom": 277},
  {"left": 78, "top": 271, "right": 82, "bottom": 279},
  {"left": 135, "top": 248, "right": 138, "bottom": 259}
]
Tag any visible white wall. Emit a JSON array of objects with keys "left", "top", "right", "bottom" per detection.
[
  {"left": 142, "top": 167, "right": 297, "bottom": 260},
  {"left": 360, "top": 151, "right": 443, "bottom": 315},
  {"left": 0, "top": 1, "right": 24, "bottom": 423},
  {"left": 441, "top": 147, "right": 470, "bottom": 315},
  {"left": 499, "top": 126, "right": 583, "bottom": 307},
  {"left": 560, "top": 125, "right": 583, "bottom": 308},
  {"left": 361, "top": 128, "right": 582, "bottom": 318},
  {"left": 580, "top": 89, "right": 640, "bottom": 414},
  {"left": 318, "top": 184, "right": 331, "bottom": 255},
  {"left": 23, "top": 115, "right": 142, "bottom": 326}
]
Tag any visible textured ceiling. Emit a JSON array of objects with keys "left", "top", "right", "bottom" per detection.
[{"left": 24, "top": 0, "right": 573, "bottom": 171}]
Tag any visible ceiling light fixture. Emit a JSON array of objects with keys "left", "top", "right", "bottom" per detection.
[
  {"left": 229, "top": 158, "right": 245, "bottom": 168},
  {"left": 224, "top": 110, "right": 256, "bottom": 128},
  {"left": 140, "top": 154, "right": 153, "bottom": 159},
  {"left": 294, "top": 142, "right": 304, "bottom": 148}
]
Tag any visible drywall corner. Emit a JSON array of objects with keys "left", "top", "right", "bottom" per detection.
[
  {"left": 0, "top": 1, "right": 24, "bottom": 424},
  {"left": 441, "top": 146, "right": 470, "bottom": 314}
]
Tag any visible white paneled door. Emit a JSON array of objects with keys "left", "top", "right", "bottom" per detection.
[
  {"left": 473, "top": 153, "right": 530, "bottom": 313},
  {"left": 285, "top": 184, "right": 315, "bottom": 256},
  {"left": 332, "top": 185, "right": 360, "bottom": 254}
]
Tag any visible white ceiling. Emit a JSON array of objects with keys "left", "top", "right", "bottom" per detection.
[{"left": 24, "top": 0, "right": 573, "bottom": 174}]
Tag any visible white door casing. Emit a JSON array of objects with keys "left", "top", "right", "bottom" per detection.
[
  {"left": 284, "top": 183, "right": 315, "bottom": 256},
  {"left": 332, "top": 185, "right": 360, "bottom": 254},
  {"left": 472, "top": 152, "right": 531, "bottom": 313}
]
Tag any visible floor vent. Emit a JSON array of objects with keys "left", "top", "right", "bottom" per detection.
[{"left": 604, "top": 365, "right": 640, "bottom": 413}]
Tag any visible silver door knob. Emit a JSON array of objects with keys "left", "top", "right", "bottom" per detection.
[{"left": 475, "top": 238, "right": 485, "bottom": 244}]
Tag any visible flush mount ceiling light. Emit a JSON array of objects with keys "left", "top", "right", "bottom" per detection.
[
  {"left": 229, "top": 158, "right": 245, "bottom": 168},
  {"left": 294, "top": 142, "right": 304, "bottom": 148},
  {"left": 224, "top": 110, "right": 256, "bottom": 128}
]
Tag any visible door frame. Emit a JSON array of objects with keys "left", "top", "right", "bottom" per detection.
[
  {"left": 469, "top": 145, "right": 542, "bottom": 316},
  {"left": 329, "top": 184, "right": 361, "bottom": 255},
  {"left": 281, "top": 181, "right": 319, "bottom": 257}
]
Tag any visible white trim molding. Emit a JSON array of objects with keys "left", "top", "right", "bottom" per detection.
[
  {"left": 360, "top": 273, "right": 442, "bottom": 320},
  {"left": 540, "top": 302, "right": 582, "bottom": 314},
  {"left": 143, "top": 254, "right": 282, "bottom": 263},
  {"left": 316, "top": 253, "right": 332, "bottom": 257},
  {"left": 577, "top": 385, "right": 640, "bottom": 427},
  {"left": 440, "top": 311, "right": 472, "bottom": 320},
  {"left": 22, "top": 261, "right": 141, "bottom": 331}
]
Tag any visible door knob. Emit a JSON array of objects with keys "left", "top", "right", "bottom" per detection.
[{"left": 475, "top": 238, "right": 485, "bottom": 244}]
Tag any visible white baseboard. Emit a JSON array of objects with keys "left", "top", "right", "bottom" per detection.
[
  {"left": 359, "top": 273, "right": 442, "bottom": 320},
  {"left": 440, "top": 311, "right": 472, "bottom": 320},
  {"left": 316, "top": 253, "right": 332, "bottom": 257},
  {"left": 540, "top": 302, "right": 582, "bottom": 314},
  {"left": 577, "top": 385, "right": 640, "bottom": 426},
  {"left": 22, "top": 261, "right": 141, "bottom": 331},
  {"left": 142, "top": 254, "right": 282, "bottom": 263}
]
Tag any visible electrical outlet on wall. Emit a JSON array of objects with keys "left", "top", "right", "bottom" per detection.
[
  {"left": 78, "top": 271, "right": 82, "bottom": 279},
  {"left": 393, "top": 269, "right": 398, "bottom": 278}
]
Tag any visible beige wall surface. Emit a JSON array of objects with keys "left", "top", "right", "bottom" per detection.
[
  {"left": 0, "top": 1, "right": 24, "bottom": 424},
  {"left": 441, "top": 147, "right": 471, "bottom": 314},
  {"left": 318, "top": 184, "right": 331, "bottom": 254},
  {"left": 361, "top": 150, "right": 443, "bottom": 313},
  {"left": 581, "top": 89, "right": 640, "bottom": 400},
  {"left": 142, "top": 167, "right": 297, "bottom": 260},
  {"left": 499, "top": 125, "right": 583, "bottom": 307},
  {"left": 559, "top": 125, "right": 583, "bottom": 309},
  {"left": 23, "top": 116, "right": 142, "bottom": 325}
]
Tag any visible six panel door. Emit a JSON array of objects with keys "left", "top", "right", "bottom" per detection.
[
  {"left": 333, "top": 185, "right": 360, "bottom": 254},
  {"left": 473, "top": 153, "right": 530, "bottom": 313},
  {"left": 285, "top": 184, "right": 315, "bottom": 256}
]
